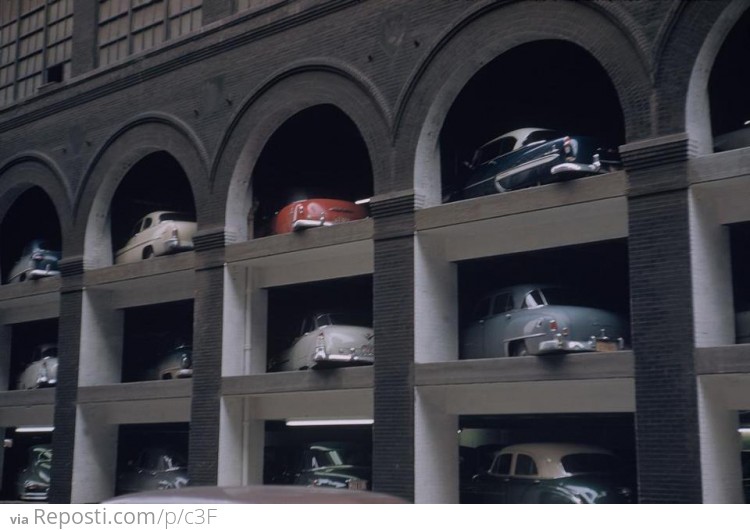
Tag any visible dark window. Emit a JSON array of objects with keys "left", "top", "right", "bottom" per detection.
[
  {"left": 159, "top": 212, "right": 195, "bottom": 223},
  {"left": 514, "top": 454, "right": 538, "bottom": 476},
  {"left": 521, "top": 289, "right": 545, "bottom": 309},
  {"left": 475, "top": 137, "right": 516, "bottom": 165},
  {"left": 491, "top": 453, "right": 512, "bottom": 475},
  {"left": 46, "top": 64, "right": 64, "bottom": 83},
  {"left": 142, "top": 217, "right": 153, "bottom": 230},
  {"left": 473, "top": 298, "right": 491, "bottom": 320},
  {"left": 492, "top": 293, "right": 513, "bottom": 314}
]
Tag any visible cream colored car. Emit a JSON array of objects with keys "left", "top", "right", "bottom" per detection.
[{"left": 115, "top": 211, "right": 196, "bottom": 264}]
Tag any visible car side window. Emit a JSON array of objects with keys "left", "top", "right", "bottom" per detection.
[
  {"left": 473, "top": 298, "right": 491, "bottom": 321},
  {"left": 492, "top": 293, "right": 512, "bottom": 315},
  {"left": 476, "top": 137, "right": 516, "bottom": 164},
  {"left": 491, "top": 453, "right": 512, "bottom": 475},
  {"left": 522, "top": 289, "right": 545, "bottom": 309},
  {"left": 130, "top": 220, "right": 142, "bottom": 237},
  {"left": 514, "top": 454, "right": 538, "bottom": 476},
  {"left": 143, "top": 217, "right": 153, "bottom": 230}
]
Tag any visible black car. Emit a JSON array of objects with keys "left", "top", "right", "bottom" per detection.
[{"left": 460, "top": 128, "right": 621, "bottom": 199}]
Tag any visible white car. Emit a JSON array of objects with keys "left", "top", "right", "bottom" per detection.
[
  {"left": 269, "top": 313, "right": 374, "bottom": 372},
  {"left": 17, "top": 343, "right": 58, "bottom": 390},
  {"left": 115, "top": 211, "right": 196, "bottom": 264}
]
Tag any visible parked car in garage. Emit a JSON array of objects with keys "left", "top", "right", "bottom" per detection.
[
  {"left": 270, "top": 198, "right": 367, "bottom": 235},
  {"left": 461, "top": 284, "right": 628, "bottom": 358},
  {"left": 462, "top": 443, "right": 634, "bottom": 504},
  {"left": 116, "top": 448, "right": 189, "bottom": 495},
  {"left": 268, "top": 312, "right": 374, "bottom": 372},
  {"left": 6, "top": 239, "right": 61, "bottom": 284},
  {"left": 294, "top": 443, "right": 371, "bottom": 490},
  {"left": 17, "top": 444, "right": 52, "bottom": 501},
  {"left": 144, "top": 343, "right": 193, "bottom": 380},
  {"left": 115, "top": 211, "right": 196, "bottom": 264},
  {"left": 460, "top": 128, "right": 621, "bottom": 199},
  {"left": 17, "top": 343, "right": 58, "bottom": 390}
]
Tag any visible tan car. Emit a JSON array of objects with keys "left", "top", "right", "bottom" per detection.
[{"left": 115, "top": 211, "right": 196, "bottom": 264}]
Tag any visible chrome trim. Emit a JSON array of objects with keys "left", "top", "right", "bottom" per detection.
[{"left": 493, "top": 153, "right": 560, "bottom": 191}]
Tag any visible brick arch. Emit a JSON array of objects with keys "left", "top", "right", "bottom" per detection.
[
  {"left": 0, "top": 152, "right": 72, "bottom": 240},
  {"left": 76, "top": 113, "right": 209, "bottom": 268},
  {"left": 213, "top": 59, "right": 391, "bottom": 242},
  {"left": 676, "top": 0, "right": 750, "bottom": 155},
  {"left": 393, "top": 0, "right": 651, "bottom": 206}
]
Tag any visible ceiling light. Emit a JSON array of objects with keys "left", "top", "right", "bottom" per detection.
[
  {"left": 15, "top": 426, "right": 54, "bottom": 433},
  {"left": 286, "top": 419, "right": 374, "bottom": 427}
]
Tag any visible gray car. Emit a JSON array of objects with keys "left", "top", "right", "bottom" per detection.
[
  {"left": 116, "top": 448, "right": 189, "bottom": 495},
  {"left": 16, "top": 343, "right": 58, "bottom": 390},
  {"left": 6, "top": 239, "right": 61, "bottom": 284},
  {"left": 461, "top": 285, "right": 628, "bottom": 358}
]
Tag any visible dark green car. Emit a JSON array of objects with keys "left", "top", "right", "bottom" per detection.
[{"left": 463, "top": 443, "right": 635, "bottom": 504}]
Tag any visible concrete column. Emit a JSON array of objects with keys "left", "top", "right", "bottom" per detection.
[
  {"left": 218, "top": 398, "right": 264, "bottom": 486},
  {"left": 223, "top": 266, "right": 267, "bottom": 376},
  {"left": 690, "top": 190, "right": 734, "bottom": 347},
  {"left": 414, "top": 389, "right": 458, "bottom": 503},
  {"left": 70, "top": 407, "right": 118, "bottom": 503},
  {"left": 414, "top": 235, "right": 457, "bottom": 363},
  {"left": 698, "top": 379, "right": 743, "bottom": 503},
  {"left": 79, "top": 290, "right": 123, "bottom": 386},
  {"left": 0, "top": 326, "right": 12, "bottom": 391}
]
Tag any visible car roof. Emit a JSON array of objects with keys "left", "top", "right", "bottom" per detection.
[
  {"left": 103, "top": 485, "right": 407, "bottom": 504},
  {"left": 500, "top": 442, "right": 613, "bottom": 459},
  {"left": 478, "top": 128, "right": 556, "bottom": 149}
]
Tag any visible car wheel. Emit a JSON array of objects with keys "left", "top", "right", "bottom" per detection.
[
  {"left": 510, "top": 341, "right": 528, "bottom": 357},
  {"left": 143, "top": 247, "right": 154, "bottom": 259}
]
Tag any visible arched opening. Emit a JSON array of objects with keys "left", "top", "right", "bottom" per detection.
[
  {"left": 0, "top": 187, "right": 62, "bottom": 284},
  {"left": 709, "top": 8, "right": 750, "bottom": 152},
  {"left": 109, "top": 151, "right": 196, "bottom": 264},
  {"left": 250, "top": 104, "right": 373, "bottom": 238},
  {"left": 439, "top": 40, "right": 625, "bottom": 201}
]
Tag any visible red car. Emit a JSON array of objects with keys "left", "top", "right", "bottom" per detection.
[{"left": 271, "top": 199, "right": 367, "bottom": 235}]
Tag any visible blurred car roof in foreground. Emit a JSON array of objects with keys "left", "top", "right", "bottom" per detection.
[{"left": 103, "top": 485, "right": 407, "bottom": 504}]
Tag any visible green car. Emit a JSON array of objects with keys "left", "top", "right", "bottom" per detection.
[{"left": 463, "top": 443, "right": 635, "bottom": 504}]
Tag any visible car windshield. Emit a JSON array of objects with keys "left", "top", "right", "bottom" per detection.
[
  {"left": 315, "top": 313, "right": 371, "bottom": 328},
  {"left": 475, "top": 136, "right": 517, "bottom": 165},
  {"left": 159, "top": 212, "right": 195, "bottom": 223},
  {"left": 561, "top": 453, "right": 621, "bottom": 475}
]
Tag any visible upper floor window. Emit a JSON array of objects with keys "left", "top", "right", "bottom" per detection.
[
  {"left": 97, "top": 0, "right": 202, "bottom": 68},
  {"left": 0, "top": 0, "right": 74, "bottom": 107}
]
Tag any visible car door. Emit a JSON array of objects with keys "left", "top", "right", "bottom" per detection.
[
  {"left": 462, "top": 297, "right": 491, "bottom": 359},
  {"left": 471, "top": 452, "right": 512, "bottom": 503},
  {"left": 482, "top": 292, "right": 514, "bottom": 357},
  {"left": 506, "top": 452, "right": 541, "bottom": 503}
]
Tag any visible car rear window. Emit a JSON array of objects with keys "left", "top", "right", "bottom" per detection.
[
  {"left": 539, "top": 287, "right": 599, "bottom": 308},
  {"left": 522, "top": 130, "right": 562, "bottom": 146},
  {"left": 159, "top": 212, "right": 195, "bottom": 223},
  {"left": 561, "top": 453, "right": 621, "bottom": 474},
  {"left": 475, "top": 137, "right": 516, "bottom": 164}
]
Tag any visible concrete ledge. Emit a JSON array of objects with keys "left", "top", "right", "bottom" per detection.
[
  {"left": 695, "top": 345, "right": 750, "bottom": 375},
  {"left": 0, "top": 276, "right": 60, "bottom": 303},
  {"left": 85, "top": 251, "right": 195, "bottom": 285},
  {"left": 0, "top": 278, "right": 60, "bottom": 324},
  {"left": 222, "top": 366, "right": 373, "bottom": 396},
  {"left": 226, "top": 218, "right": 373, "bottom": 263},
  {"left": 689, "top": 147, "right": 750, "bottom": 184},
  {"left": 415, "top": 351, "right": 634, "bottom": 386},
  {"left": 77, "top": 379, "right": 192, "bottom": 403},
  {"left": 416, "top": 171, "right": 626, "bottom": 231},
  {"left": 0, "top": 387, "right": 55, "bottom": 407}
]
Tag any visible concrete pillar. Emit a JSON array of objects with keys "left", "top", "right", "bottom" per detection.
[
  {"left": 223, "top": 266, "right": 267, "bottom": 377},
  {"left": 0, "top": 326, "right": 12, "bottom": 391},
  {"left": 698, "top": 380, "right": 743, "bottom": 503},
  {"left": 70, "top": 407, "right": 118, "bottom": 503},
  {"left": 79, "top": 290, "right": 123, "bottom": 386},
  {"left": 414, "top": 389, "right": 458, "bottom": 503},
  {"left": 218, "top": 397, "right": 264, "bottom": 486},
  {"left": 690, "top": 190, "right": 734, "bottom": 347},
  {"left": 414, "top": 235, "right": 457, "bottom": 363}
]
